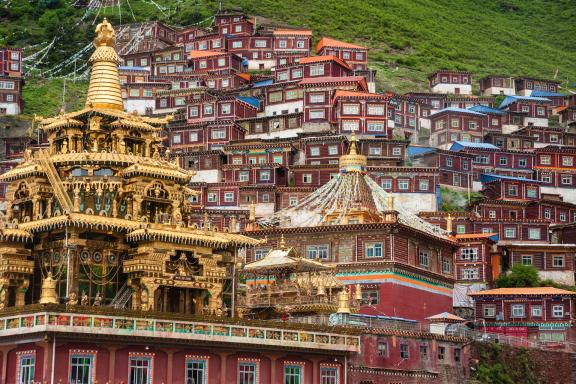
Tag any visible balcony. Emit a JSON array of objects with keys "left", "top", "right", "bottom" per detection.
[{"left": 0, "top": 305, "right": 361, "bottom": 353}]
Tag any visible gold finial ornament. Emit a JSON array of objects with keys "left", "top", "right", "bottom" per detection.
[
  {"left": 446, "top": 214, "right": 454, "bottom": 234},
  {"left": 39, "top": 272, "right": 58, "bottom": 304},
  {"left": 86, "top": 18, "right": 124, "bottom": 111},
  {"left": 386, "top": 193, "right": 395, "bottom": 211},
  {"left": 339, "top": 132, "right": 367, "bottom": 172},
  {"left": 279, "top": 234, "right": 286, "bottom": 250},
  {"left": 336, "top": 288, "right": 351, "bottom": 314}
]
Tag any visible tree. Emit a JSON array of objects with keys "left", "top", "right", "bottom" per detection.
[{"left": 494, "top": 265, "right": 540, "bottom": 288}]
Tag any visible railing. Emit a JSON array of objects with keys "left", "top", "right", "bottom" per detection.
[
  {"left": 110, "top": 283, "right": 132, "bottom": 309},
  {"left": 289, "top": 314, "right": 423, "bottom": 332},
  {"left": 0, "top": 310, "right": 361, "bottom": 353},
  {"left": 37, "top": 149, "right": 73, "bottom": 212},
  {"left": 242, "top": 292, "right": 339, "bottom": 308}
]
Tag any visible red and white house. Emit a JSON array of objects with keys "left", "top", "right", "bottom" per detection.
[
  {"left": 429, "top": 108, "right": 488, "bottom": 148},
  {"left": 514, "top": 77, "right": 561, "bottom": 97},
  {"left": 499, "top": 95, "right": 551, "bottom": 131},
  {"left": 0, "top": 48, "right": 23, "bottom": 115},
  {"left": 428, "top": 70, "right": 472, "bottom": 95},
  {"left": 533, "top": 146, "right": 576, "bottom": 201},
  {"left": 479, "top": 75, "right": 516, "bottom": 96},
  {"left": 331, "top": 90, "right": 389, "bottom": 135},
  {"left": 316, "top": 37, "right": 369, "bottom": 70}
]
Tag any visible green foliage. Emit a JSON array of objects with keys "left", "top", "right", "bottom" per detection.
[
  {"left": 22, "top": 78, "right": 88, "bottom": 117},
  {"left": 474, "top": 344, "right": 538, "bottom": 384},
  {"left": 494, "top": 264, "right": 540, "bottom": 288},
  {"left": 440, "top": 186, "right": 482, "bottom": 212}
]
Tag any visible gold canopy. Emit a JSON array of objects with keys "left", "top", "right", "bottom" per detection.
[{"left": 85, "top": 18, "right": 124, "bottom": 111}]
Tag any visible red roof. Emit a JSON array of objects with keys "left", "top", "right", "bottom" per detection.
[
  {"left": 316, "top": 37, "right": 366, "bottom": 53},
  {"left": 235, "top": 73, "right": 251, "bottom": 81},
  {"left": 333, "top": 90, "right": 388, "bottom": 100},
  {"left": 454, "top": 233, "right": 498, "bottom": 240},
  {"left": 189, "top": 50, "right": 226, "bottom": 59},
  {"left": 469, "top": 287, "right": 576, "bottom": 296},
  {"left": 273, "top": 29, "right": 313, "bottom": 36},
  {"left": 299, "top": 76, "right": 368, "bottom": 92},
  {"left": 299, "top": 55, "right": 351, "bottom": 70}
]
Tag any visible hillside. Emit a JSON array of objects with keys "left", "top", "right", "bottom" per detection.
[{"left": 2, "top": 0, "right": 575, "bottom": 116}]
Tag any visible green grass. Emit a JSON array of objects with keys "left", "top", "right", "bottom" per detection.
[
  {"left": 22, "top": 78, "right": 88, "bottom": 117},
  {"left": 3, "top": 0, "right": 576, "bottom": 116}
]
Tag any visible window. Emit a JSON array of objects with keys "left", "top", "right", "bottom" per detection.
[
  {"left": 307, "top": 245, "right": 330, "bottom": 260},
  {"left": 377, "top": 341, "right": 388, "bottom": 356},
  {"left": 310, "top": 110, "right": 325, "bottom": 119},
  {"left": 451, "top": 119, "right": 459, "bottom": 128},
  {"left": 400, "top": 344, "right": 409, "bottom": 359},
  {"left": 511, "top": 304, "right": 525, "bottom": 318},
  {"left": 469, "top": 121, "right": 477, "bottom": 130},
  {"left": 453, "top": 174, "right": 461, "bottom": 186},
  {"left": 10, "top": 63, "right": 18, "bottom": 71},
  {"left": 463, "top": 268, "right": 479, "bottom": 280},
  {"left": 17, "top": 353, "right": 35, "bottom": 384},
  {"left": 550, "top": 134, "right": 559, "bottom": 143},
  {"left": 553, "top": 255, "right": 565, "bottom": 267},
  {"left": 328, "top": 146, "right": 338, "bottom": 156},
  {"left": 203, "top": 104, "right": 213, "bottom": 115},
  {"left": 365, "top": 242, "right": 383, "bottom": 258},
  {"left": 309, "top": 93, "right": 325, "bottom": 103},
  {"left": 537, "top": 107, "right": 545, "bottom": 116},
  {"left": 70, "top": 353, "right": 95, "bottom": 384},
  {"left": 286, "top": 90, "right": 299, "bottom": 100},
  {"left": 483, "top": 305, "right": 496, "bottom": 317},
  {"left": 296, "top": 40, "right": 305, "bottom": 49},
  {"left": 310, "top": 147, "right": 320, "bottom": 156},
  {"left": 419, "top": 180, "right": 429, "bottom": 191},
  {"left": 504, "top": 227, "right": 516, "bottom": 238},
  {"left": 277, "top": 71, "right": 289, "bottom": 81},
  {"left": 289, "top": 196, "right": 299, "bottom": 207},
  {"left": 392, "top": 147, "right": 402, "bottom": 156},
  {"left": 508, "top": 185, "right": 517, "bottom": 196},
  {"left": 278, "top": 40, "right": 287, "bottom": 48},
  {"left": 442, "top": 257, "right": 451, "bottom": 274},
  {"left": 491, "top": 118, "right": 499, "bottom": 126},
  {"left": 562, "top": 175, "right": 572, "bottom": 185},
  {"left": 310, "top": 64, "right": 325, "bottom": 76},
  {"left": 528, "top": 228, "right": 540, "bottom": 240},
  {"left": 381, "top": 180, "right": 392, "bottom": 190},
  {"left": 238, "top": 171, "right": 249, "bottom": 182},
  {"left": 172, "top": 134, "right": 182, "bottom": 145},
  {"left": 221, "top": 103, "right": 231, "bottom": 115},
  {"left": 419, "top": 251, "right": 429, "bottom": 268},
  {"left": 398, "top": 179, "right": 409, "bottom": 190},
  {"left": 521, "top": 255, "right": 532, "bottom": 265},
  {"left": 232, "top": 41, "right": 243, "bottom": 48},
  {"left": 273, "top": 155, "right": 283, "bottom": 164},
  {"left": 446, "top": 158, "right": 453, "bottom": 168},
  {"left": 254, "top": 248, "right": 270, "bottom": 260},
  {"left": 342, "top": 121, "right": 359, "bottom": 131},
  {"left": 521, "top": 105, "right": 530, "bottom": 113},
  {"left": 211, "top": 129, "right": 226, "bottom": 140},
  {"left": 143, "top": 89, "right": 153, "bottom": 97},
  {"left": 489, "top": 210, "right": 496, "bottom": 219},
  {"left": 11, "top": 51, "right": 19, "bottom": 60},
  {"left": 367, "top": 122, "right": 385, "bottom": 132},
  {"left": 198, "top": 42, "right": 208, "bottom": 50},
  {"left": 518, "top": 157, "right": 527, "bottom": 167},
  {"left": 320, "top": 367, "right": 338, "bottom": 384},
  {"left": 291, "top": 69, "right": 303, "bottom": 78},
  {"left": 562, "top": 156, "right": 573, "bottom": 167},
  {"left": 0, "top": 81, "right": 15, "bottom": 89},
  {"left": 552, "top": 305, "right": 564, "bottom": 318},
  {"left": 255, "top": 39, "right": 267, "bottom": 48},
  {"left": 531, "top": 305, "right": 542, "bottom": 317},
  {"left": 343, "top": 104, "right": 360, "bottom": 114},
  {"left": 221, "top": 79, "right": 229, "bottom": 88},
  {"left": 454, "top": 348, "right": 461, "bottom": 363},
  {"left": 526, "top": 187, "right": 537, "bottom": 198},
  {"left": 260, "top": 170, "right": 271, "bottom": 181},
  {"left": 438, "top": 346, "right": 445, "bottom": 360},
  {"left": 129, "top": 356, "right": 152, "bottom": 384},
  {"left": 418, "top": 345, "right": 429, "bottom": 360},
  {"left": 129, "top": 89, "right": 140, "bottom": 97},
  {"left": 461, "top": 248, "right": 478, "bottom": 261},
  {"left": 284, "top": 365, "right": 302, "bottom": 384},
  {"left": 541, "top": 174, "right": 551, "bottom": 183},
  {"left": 342, "top": 52, "right": 350, "bottom": 60},
  {"left": 456, "top": 225, "right": 466, "bottom": 234},
  {"left": 362, "top": 290, "right": 379, "bottom": 305},
  {"left": 224, "top": 192, "right": 234, "bottom": 203},
  {"left": 369, "top": 147, "right": 382, "bottom": 156},
  {"left": 499, "top": 157, "right": 508, "bottom": 166},
  {"left": 175, "top": 97, "right": 186, "bottom": 106},
  {"left": 540, "top": 155, "right": 551, "bottom": 165},
  {"left": 367, "top": 105, "right": 385, "bottom": 115},
  {"left": 186, "top": 358, "right": 207, "bottom": 384},
  {"left": 435, "top": 120, "right": 445, "bottom": 130}
]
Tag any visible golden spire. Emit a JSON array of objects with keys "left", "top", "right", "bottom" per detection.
[
  {"left": 279, "top": 234, "right": 286, "bottom": 250},
  {"left": 339, "top": 132, "right": 367, "bottom": 172},
  {"left": 85, "top": 18, "right": 124, "bottom": 111}
]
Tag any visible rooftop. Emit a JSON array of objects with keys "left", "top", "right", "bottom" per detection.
[
  {"left": 469, "top": 287, "right": 576, "bottom": 296},
  {"left": 449, "top": 141, "right": 500, "bottom": 151},
  {"left": 499, "top": 95, "right": 552, "bottom": 109},
  {"left": 299, "top": 55, "right": 351, "bottom": 70},
  {"left": 429, "top": 107, "right": 486, "bottom": 117},
  {"left": 316, "top": 37, "right": 367, "bottom": 53}
]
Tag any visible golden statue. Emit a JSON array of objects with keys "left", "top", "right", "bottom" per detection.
[{"left": 39, "top": 272, "right": 58, "bottom": 304}]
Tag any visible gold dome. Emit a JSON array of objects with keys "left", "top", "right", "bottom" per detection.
[{"left": 339, "top": 132, "right": 367, "bottom": 172}]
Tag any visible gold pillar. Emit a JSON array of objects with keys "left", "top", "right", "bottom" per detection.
[{"left": 15, "top": 280, "right": 29, "bottom": 306}]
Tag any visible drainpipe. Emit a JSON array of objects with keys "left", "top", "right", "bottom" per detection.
[{"left": 50, "top": 335, "right": 56, "bottom": 384}]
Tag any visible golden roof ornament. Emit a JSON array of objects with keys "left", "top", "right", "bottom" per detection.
[
  {"left": 86, "top": 18, "right": 124, "bottom": 111},
  {"left": 279, "top": 234, "right": 286, "bottom": 250},
  {"left": 39, "top": 272, "right": 58, "bottom": 304},
  {"left": 339, "top": 131, "right": 367, "bottom": 173}
]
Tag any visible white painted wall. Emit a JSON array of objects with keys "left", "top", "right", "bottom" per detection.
[
  {"left": 246, "top": 127, "right": 303, "bottom": 140},
  {"left": 0, "top": 103, "right": 20, "bottom": 115},
  {"left": 264, "top": 100, "right": 303, "bottom": 117},
  {"left": 395, "top": 192, "right": 437, "bottom": 213},
  {"left": 482, "top": 87, "right": 515, "bottom": 96},
  {"left": 524, "top": 117, "right": 548, "bottom": 127},
  {"left": 247, "top": 60, "right": 276, "bottom": 70},
  {"left": 539, "top": 270, "right": 575, "bottom": 286},
  {"left": 190, "top": 170, "right": 221, "bottom": 183},
  {"left": 453, "top": 283, "right": 487, "bottom": 307},
  {"left": 125, "top": 99, "right": 155, "bottom": 115},
  {"left": 430, "top": 84, "right": 472, "bottom": 95},
  {"left": 517, "top": 89, "right": 532, "bottom": 96},
  {"left": 502, "top": 124, "right": 520, "bottom": 134},
  {"left": 419, "top": 118, "right": 431, "bottom": 130},
  {"left": 540, "top": 186, "right": 576, "bottom": 204}
]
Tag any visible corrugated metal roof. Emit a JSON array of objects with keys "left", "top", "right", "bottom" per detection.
[
  {"left": 449, "top": 141, "right": 500, "bottom": 151},
  {"left": 479, "top": 173, "right": 543, "bottom": 184},
  {"left": 468, "top": 105, "right": 506, "bottom": 115},
  {"left": 429, "top": 107, "right": 486, "bottom": 117},
  {"left": 407, "top": 146, "right": 436, "bottom": 157},
  {"left": 531, "top": 90, "right": 566, "bottom": 98},
  {"left": 499, "top": 95, "right": 552, "bottom": 109},
  {"left": 236, "top": 96, "right": 260, "bottom": 109},
  {"left": 252, "top": 79, "right": 274, "bottom": 88},
  {"left": 469, "top": 287, "right": 576, "bottom": 296}
]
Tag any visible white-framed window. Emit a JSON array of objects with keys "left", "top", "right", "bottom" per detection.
[
  {"left": 392, "top": 147, "right": 402, "bottom": 156},
  {"left": 204, "top": 104, "right": 214, "bottom": 114},
  {"left": 186, "top": 358, "right": 208, "bottom": 384},
  {"left": 310, "top": 64, "right": 325, "bottom": 76},
  {"left": 277, "top": 71, "right": 289, "bottom": 81},
  {"left": 451, "top": 119, "right": 460, "bottom": 128},
  {"left": 239, "top": 171, "right": 249, "bottom": 182},
  {"left": 211, "top": 129, "right": 226, "bottom": 140},
  {"left": 531, "top": 305, "right": 542, "bottom": 317},
  {"left": 369, "top": 147, "right": 381, "bottom": 156},
  {"left": 528, "top": 228, "right": 540, "bottom": 240},
  {"left": 221, "top": 103, "right": 231, "bottom": 115},
  {"left": 540, "top": 155, "right": 551, "bottom": 165},
  {"left": 521, "top": 105, "right": 530, "bottom": 113},
  {"left": 363, "top": 290, "right": 379, "bottom": 305},
  {"left": 189, "top": 106, "right": 199, "bottom": 117},
  {"left": 398, "top": 179, "right": 409, "bottom": 190},
  {"left": 544, "top": 209, "right": 551, "bottom": 219},
  {"left": 491, "top": 118, "right": 499, "bottom": 126},
  {"left": 463, "top": 268, "right": 479, "bottom": 280},
  {"left": 552, "top": 305, "right": 564, "bottom": 318},
  {"left": 419, "top": 250, "right": 429, "bottom": 268},
  {"left": 541, "top": 174, "right": 551, "bottom": 183},
  {"left": 499, "top": 157, "right": 508, "bottom": 166},
  {"left": 302, "top": 174, "right": 312, "bottom": 184},
  {"left": 292, "top": 69, "right": 303, "bottom": 78},
  {"left": 446, "top": 158, "right": 453, "bottom": 168},
  {"left": 198, "top": 60, "right": 207, "bottom": 69},
  {"left": 309, "top": 93, "right": 325, "bottom": 103},
  {"left": 224, "top": 192, "right": 234, "bottom": 202},
  {"left": 309, "top": 109, "right": 325, "bottom": 119},
  {"left": 419, "top": 180, "right": 429, "bottom": 191},
  {"left": 296, "top": 40, "right": 305, "bottom": 49},
  {"left": 0, "top": 81, "right": 15, "bottom": 89},
  {"left": 489, "top": 210, "right": 496, "bottom": 219},
  {"left": 367, "top": 122, "right": 384, "bottom": 132},
  {"left": 11, "top": 51, "right": 19, "bottom": 60},
  {"left": 342, "top": 52, "right": 350, "bottom": 60},
  {"left": 461, "top": 248, "right": 478, "bottom": 261},
  {"left": 238, "top": 361, "right": 258, "bottom": 384},
  {"left": 526, "top": 187, "right": 537, "bottom": 198},
  {"left": 456, "top": 224, "right": 466, "bottom": 234},
  {"left": 550, "top": 134, "right": 559, "bottom": 143},
  {"left": 367, "top": 105, "right": 385, "bottom": 115},
  {"left": 212, "top": 39, "right": 222, "bottom": 48},
  {"left": 365, "top": 242, "right": 383, "bottom": 258},
  {"left": 207, "top": 192, "right": 217, "bottom": 203},
  {"left": 198, "top": 42, "right": 208, "bottom": 50},
  {"left": 561, "top": 175, "right": 572, "bottom": 185},
  {"left": 310, "top": 147, "right": 320, "bottom": 156},
  {"left": 442, "top": 257, "right": 451, "bottom": 274},
  {"left": 435, "top": 120, "right": 445, "bottom": 130},
  {"left": 278, "top": 40, "right": 288, "bottom": 49},
  {"left": 522, "top": 255, "right": 532, "bottom": 265},
  {"left": 537, "top": 107, "right": 545, "bottom": 116},
  {"left": 284, "top": 365, "right": 302, "bottom": 384},
  {"left": 469, "top": 121, "right": 477, "bottom": 130},
  {"left": 381, "top": 180, "right": 392, "bottom": 190},
  {"left": 255, "top": 39, "right": 267, "bottom": 48},
  {"left": 186, "top": 132, "right": 198, "bottom": 143},
  {"left": 307, "top": 245, "right": 330, "bottom": 260},
  {"left": 128, "top": 355, "right": 152, "bottom": 384},
  {"left": 17, "top": 352, "right": 35, "bottom": 384},
  {"left": 143, "top": 89, "right": 153, "bottom": 97},
  {"left": 289, "top": 196, "right": 298, "bottom": 206},
  {"left": 482, "top": 305, "right": 495, "bottom": 318},
  {"left": 273, "top": 155, "right": 283, "bottom": 164},
  {"left": 511, "top": 304, "right": 525, "bottom": 318},
  {"left": 260, "top": 170, "right": 271, "bottom": 181},
  {"left": 562, "top": 156, "right": 573, "bottom": 167},
  {"left": 504, "top": 227, "right": 516, "bottom": 238},
  {"left": 254, "top": 248, "right": 270, "bottom": 260},
  {"left": 10, "top": 63, "right": 18, "bottom": 71},
  {"left": 343, "top": 104, "right": 360, "bottom": 114},
  {"left": 172, "top": 134, "right": 182, "bottom": 145},
  {"left": 232, "top": 41, "right": 243, "bottom": 48},
  {"left": 175, "top": 97, "right": 186, "bottom": 106},
  {"left": 70, "top": 353, "right": 95, "bottom": 384},
  {"left": 553, "top": 255, "right": 565, "bottom": 267},
  {"left": 342, "top": 120, "right": 359, "bottom": 131},
  {"left": 328, "top": 145, "right": 338, "bottom": 155}
]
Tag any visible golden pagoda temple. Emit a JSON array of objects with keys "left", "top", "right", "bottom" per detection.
[{"left": 0, "top": 19, "right": 260, "bottom": 315}]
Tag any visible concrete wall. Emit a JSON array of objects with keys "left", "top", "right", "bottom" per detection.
[
  {"left": 430, "top": 84, "right": 472, "bottom": 95},
  {"left": 0, "top": 102, "right": 20, "bottom": 115},
  {"left": 264, "top": 100, "right": 303, "bottom": 117},
  {"left": 539, "top": 270, "right": 575, "bottom": 285}
]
